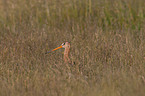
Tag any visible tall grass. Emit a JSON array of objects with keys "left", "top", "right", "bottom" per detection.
[{"left": 0, "top": 0, "right": 145, "bottom": 96}]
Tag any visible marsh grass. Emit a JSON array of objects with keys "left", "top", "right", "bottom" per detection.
[{"left": 0, "top": 0, "right": 145, "bottom": 96}]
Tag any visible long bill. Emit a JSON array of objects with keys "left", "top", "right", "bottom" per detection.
[{"left": 45, "top": 46, "right": 62, "bottom": 54}]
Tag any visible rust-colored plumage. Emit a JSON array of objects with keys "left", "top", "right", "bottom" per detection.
[
  {"left": 63, "top": 42, "right": 71, "bottom": 63},
  {"left": 46, "top": 42, "right": 71, "bottom": 63}
]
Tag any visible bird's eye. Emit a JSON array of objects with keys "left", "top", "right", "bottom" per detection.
[{"left": 62, "top": 43, "right": 65, "bottom": 46}]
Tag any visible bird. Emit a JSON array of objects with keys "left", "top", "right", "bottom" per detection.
[{"left": 45, "top": 42, "right": 71, "bottom": 63}]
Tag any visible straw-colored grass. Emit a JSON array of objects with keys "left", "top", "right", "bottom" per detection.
[{"left": 0, "top": 0, "right": 145, "bottom": 96}]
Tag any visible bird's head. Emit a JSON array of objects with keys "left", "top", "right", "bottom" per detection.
[
  {"left": 61, "top": 42, "right": 70, "bottom": 48},
  {"left": 45, "top": 42, "right": 70, "bottom": 54}
]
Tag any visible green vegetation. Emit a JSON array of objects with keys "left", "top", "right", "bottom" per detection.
[{"left": 0, "top": 0, "right": 145, "bottom": 96}]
